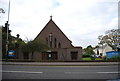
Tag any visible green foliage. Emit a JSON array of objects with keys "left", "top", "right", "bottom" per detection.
[
  {"left": 82, "top": 54, "right": 90, "bottom": 57},
  {"left": 91, "top": 56, "right": 96, "bottom": 60},
  {"left": 2, "top": 25, "right": 17, "bottom": 58},
  {"left": 19, "top": 41, "right": 29, "bottom": 54},
  {"left": 82, "top": 57, "right": 102, "bottom": 60},
  {"left": 90, "top": 54, "right": 96, "bottom": 60},
  {"left": 103, "top": 55, "right": 106, "bottom": 60},
  {"left": 27, "top": 39, "right": 49, "bottom": 53},
  {"left": 2, "top": 22, "right": 49, "bottom": 59},
  {"left": 84, "top": 45, "right": 95, "bottom": 55},
  {"left": 26, "top": 39, "right": 49, "bottom": 59},
  {"left": 82, "top": 57, "right": 91, "bottom": 60},
  {"left": 19, "top": 39, "right": 49, "bottom": 59},
  {"left": 98, "top": 29, "right": 120, "bottom": 51},
  {"left": 2, "top": 23, "right": 27, "bottom": 59}
]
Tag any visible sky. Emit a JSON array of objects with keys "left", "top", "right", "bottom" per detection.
[{"left": 0, "top": 0, "right": 119, "bottom": 48}]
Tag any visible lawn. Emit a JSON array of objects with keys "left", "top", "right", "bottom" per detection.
[{"left": 82, "top": 57, "right": 102, "bottom": 60}]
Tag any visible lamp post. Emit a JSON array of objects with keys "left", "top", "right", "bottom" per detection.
[
  {"left": 6, "top": 0, "right": 10, "bottom": 61},
  {"left": 5, "top": 21, "right": 9, "bottom": 61}
]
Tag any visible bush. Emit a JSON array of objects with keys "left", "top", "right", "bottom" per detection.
[
  {"left": 91, "top": 56, "right": 95, "bottom": 60},
  {"left": 82, "top": 54, "right": 91, "bottom": 58},
  {"left": 103, "top": 55, "right": 106, "bottom": 60},
  {"left": 90, "top": 55, "right": 96, "bottom": 60},
  {"left": 100, "top": 53, "right": 102, "bottom": 56}
]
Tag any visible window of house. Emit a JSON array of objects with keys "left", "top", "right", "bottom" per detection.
[
  {"left": 50, "top": 41, "right": 52, "bottom": 48},
  {"left": 71, "top": 51, "right": 78, "bottom": 60},
  {"left": 58, "top": 42, "right": 61, "bottom": 48},
  {"left": 54, "top": 38, "right": 57, "bottom": 48},
  {"left": 49, "top": 33, "right": 53, "bottom": 48},
  {"left": 46, "top": 37, "right": 48, "bottom": 45}
]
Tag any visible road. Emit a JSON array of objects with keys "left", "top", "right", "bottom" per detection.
[{"left": 2, "top": 64, "right": 119, "bottom": 79}]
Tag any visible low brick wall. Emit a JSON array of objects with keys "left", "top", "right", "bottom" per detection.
[{"left": 2, "top": 59, "right": 120, "bottom": 62}]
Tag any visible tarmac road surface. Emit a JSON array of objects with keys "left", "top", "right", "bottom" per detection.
[{"left": 2, "top": 64, "right": 119, "bottom": 79}]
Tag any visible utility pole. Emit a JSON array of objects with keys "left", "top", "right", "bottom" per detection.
[{"left": 6, "top": 0, "right": 10, "bottom": 61}]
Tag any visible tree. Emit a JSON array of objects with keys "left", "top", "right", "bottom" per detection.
[
  {"left": 98, "top": 29, "right": 120, "bottom": 51},
  {"left": 2, "top": 22, "right": 13, "bottom": 58},
  {"left": 84, "top": 45, "right": 96, "bottom": 60},
  {"left": 20, "top": 41, "right": 29, "bottom": 59},
  {"left": 2, "top": 21, "right": 25, "bottom": 59},
  {"left": 0, "top": 8, "right": 5, "bottom": 13},
  {"left": 84, "top": 45, "right": 95, "bottom": 55},
  {"left": 26, "top": 39, "right": 49, "bottom": 59},
  {"left": 0, "top": 8, "right": 5, "bottom": 18}
]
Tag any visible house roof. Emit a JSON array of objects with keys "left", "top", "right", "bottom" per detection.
[{"left": 34, "top": 18, "right": 72, "bottom": 43}]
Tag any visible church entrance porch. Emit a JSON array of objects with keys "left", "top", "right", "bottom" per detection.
[{"left": 42, "top": 52, "right": 58, "bottom": 60}]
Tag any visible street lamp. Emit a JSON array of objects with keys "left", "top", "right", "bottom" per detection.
[
  {"left": 6, "top": 0, "right": 10, "bottom": 61},
  {"left": 5, "top": 21, "right": 9, "bottom": 61}
]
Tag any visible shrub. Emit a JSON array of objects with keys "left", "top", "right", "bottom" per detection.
[
  {"left": 102, "top": 55, "right": 106, "bottom": 60},
  {"left": 91, "top": 56, "right": 95, "bottom": 60},
  {"left": 100, "top": 53, "right": 102, "bottom": 56},
  {"left": 82, "top": 54, "right": 91, "bottom": 58}
]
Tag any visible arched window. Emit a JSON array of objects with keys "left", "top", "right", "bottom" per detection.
[
  {"left": 46, "top": 37, "right": 48, "bottom": 45},
  {"left": 49, "top": 33, "right": 53, "bottom": 48},
  {"left": 54, "top": 38, "right": 57, "bottom": 48},
  {"left": 58, "top": 42, "right": 61, "bottom": 48}
]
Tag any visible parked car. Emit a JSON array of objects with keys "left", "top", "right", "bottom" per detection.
[
  {"left": 95, "top": 55, "right": 102, "bottom": 58},
  {"left": 91, "top": 55, "right": 102, "bottom": 58}
]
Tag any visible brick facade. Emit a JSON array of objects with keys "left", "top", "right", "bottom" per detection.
[{"left": 33, "top": 18, "right": 82, "bottom": 61}]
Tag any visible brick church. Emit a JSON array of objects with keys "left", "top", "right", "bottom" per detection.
[{"left": 30, "top": 16, "right": 82, "bottom": 61}]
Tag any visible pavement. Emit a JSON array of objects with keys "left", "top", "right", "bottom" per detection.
[{"left": 2, "top": 62, "right": 119, "bottom": 66}]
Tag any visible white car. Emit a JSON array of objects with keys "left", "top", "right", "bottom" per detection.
[
  {"left": 91, "top": 55, "right": 102, "bottom": 58},
  {"left": 95, "top": 55, "right": 102, "bottom": 58}
]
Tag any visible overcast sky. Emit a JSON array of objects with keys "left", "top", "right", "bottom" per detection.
[{"left": 0, "top": 0, "right": 119, "bottom": 48}]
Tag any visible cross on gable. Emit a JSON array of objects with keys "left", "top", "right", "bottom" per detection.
[{"left": 50, "top": 15, "right": 52, "bottom": 20}]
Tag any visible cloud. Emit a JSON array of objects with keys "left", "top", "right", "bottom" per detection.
[{"left": 0, "top": 0, "right": 118, "bottom": 48}]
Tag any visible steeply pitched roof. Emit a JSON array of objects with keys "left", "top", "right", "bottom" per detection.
[{"left": 35, "top": 18, "right": 72, "bottom": 43}]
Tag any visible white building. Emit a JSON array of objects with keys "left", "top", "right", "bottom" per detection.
[{"left": 94, "top": 44, "right": 114, "bottom": 56}]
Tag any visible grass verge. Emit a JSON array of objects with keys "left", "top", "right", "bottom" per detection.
[{"left": 82, "top": 57, "right": 102, "bottom": 60}]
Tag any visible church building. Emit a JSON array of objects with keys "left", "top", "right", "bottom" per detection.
[{"left": 32, "top": 16, "right": 82, "bottom": 61}]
